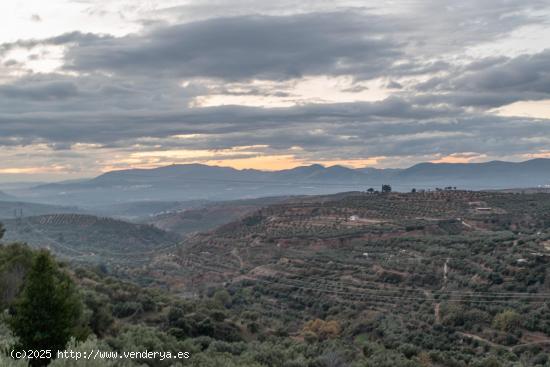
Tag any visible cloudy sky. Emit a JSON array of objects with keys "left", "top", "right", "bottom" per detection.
[{"left": 1, "top": 0, "right": 550, "bottom": 181}]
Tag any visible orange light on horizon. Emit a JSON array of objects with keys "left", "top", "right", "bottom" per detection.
[
  {"left": 522, "top": 151, "right": 550, "bottom": 159},
  {"left": 0, "top": 166, "right": 68, "bottom": 174},
  {"left": 100, "top": 154, "right": 386, "bottom": 173},
  {"left": 430, "top": 153, "right": 487, "bottom": 164}
]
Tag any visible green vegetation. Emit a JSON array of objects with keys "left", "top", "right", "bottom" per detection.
[
  {"left": 1, "top": 214, "right": 181, "bottom": 266},
  {"left": 493, "top": 310, "right": 521, "bottom": 333},
  {"left": 0, "top": 191, "right": 549, "bottom": 366},
  {"left": 8, "top": 252, "right": 84, "bottom": 366}
]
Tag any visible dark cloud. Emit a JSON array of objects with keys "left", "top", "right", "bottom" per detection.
[
  {"left": 0, "top": 90, "right": 548, "bottom": 163},
  {"left": 156, "top": 0, "right": 548, "bottom": 50},
  {"left": 0, "top": 32, "right": 110, "bottom": 57},
  {"left": 58, "top": 3, "right": 543, "bottom": 82},
  {"left": 0, "top": 80, "right": 79, "bottom": 101},
  {"left": 0, "top": 73, "right": 200, "bottom": 114},
  {"left": 415, "top": 50, "right": 550, "bottom": 108},
  {"left": 454, "top": 51, "right": 550, "bottom": 95},
  {"left": 60, "top": 12, "right": 402, "bottom": 81},
  {"left": 386, "top": 81, "right": 403, "bottom": 89},
  {"left": 0, "top": 96, "right": 454, "bottom": 143}
]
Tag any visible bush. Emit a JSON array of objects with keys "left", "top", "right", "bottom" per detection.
[
  {"left": 492, "top": 310, "right": 521, "bottom": 332},
  {"left": 112, "top": 302, "right": 143, "bottom": 318},
  {"left": 302, "top": 319, "right": 341, "bottom": 340}
]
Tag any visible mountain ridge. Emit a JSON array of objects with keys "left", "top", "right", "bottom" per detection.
[
  {"left": 84, "top": 157, "right": 550, "bottom": 179},
  {"left": 12, "top": 158, "right": 550, "bottom": 205}
]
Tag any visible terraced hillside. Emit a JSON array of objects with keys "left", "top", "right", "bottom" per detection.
[
  {"left": 125, "top": 190, "right": 550, "bottom": 364},
  {"left": 1, "top": 214, "right": 181, "bottom": 264},
  {"left": 143, "top": 190, "right": 550, "bottom": 286}
]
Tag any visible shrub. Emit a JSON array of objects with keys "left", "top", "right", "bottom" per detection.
[
  {"left": 492, "top": 310, "right": 521, "bottom": 332},
  {"left": 302, "top": 319, "right": 341, "bottom": 340}
]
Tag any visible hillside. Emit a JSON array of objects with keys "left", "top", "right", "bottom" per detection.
[
  {"left": 121, "top": 190, "right": 550, "bottom": 365},
  {"left": 1, "top": 214, "right": 181, "bottom": 264},
  {"left": 0, "top": 244, "right": 262, "bottom": 366},
  {"left": 1, "top": 191, "right": 550, "bottom": 366},
  {"left": 147, "top": 190, "right": 550, "bottom": 287}
]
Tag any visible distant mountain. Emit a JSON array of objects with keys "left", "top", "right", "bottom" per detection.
[
  {"left": 24, "top": 164, "right": 369, "bottom": 205},
  {"left": 14, "top": 159, "right": 550, "bottom": 205},
  {"left": 276, "top": 164, "right": 368, "bottom": 183},
  {"left": 398, "top": 159, "right": 550, "bottom": 187}
]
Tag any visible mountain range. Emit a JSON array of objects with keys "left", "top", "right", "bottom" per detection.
[{"left": 6, "top": 158, "right": 550, "bottom": 206}]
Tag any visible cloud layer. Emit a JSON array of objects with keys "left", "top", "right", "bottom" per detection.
[{"left": 0, "top": 0, "right": 550, "bottom": 179}]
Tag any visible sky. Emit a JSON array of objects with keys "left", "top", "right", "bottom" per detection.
[{"left": 1, "top": 0, "right": 550, "bottom": 181}]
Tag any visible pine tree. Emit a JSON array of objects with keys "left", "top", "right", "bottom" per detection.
[{"left": 8, "top": 251, "right": 82, "bottom": 366}]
